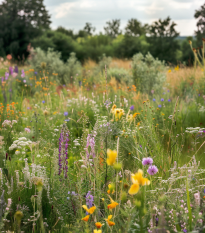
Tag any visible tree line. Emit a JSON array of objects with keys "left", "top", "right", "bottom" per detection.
[{"left": 0, "top": 0, "right": 205, "bottom": 65}]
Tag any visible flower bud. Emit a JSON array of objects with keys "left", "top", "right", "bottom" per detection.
[
  {"left": 135, "top": 200, "right": 141, "bottom": 208},
  {"left": 113, "top": 163, "right": 122, "bottom": 171}
]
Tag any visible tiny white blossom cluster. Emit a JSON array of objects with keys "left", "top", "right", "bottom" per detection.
[
  {"left": 185, "top": 127, "right": 205, "bottom": 134},
  {"left": 9, "top": 137, "right": 32, "bottom": 151}
]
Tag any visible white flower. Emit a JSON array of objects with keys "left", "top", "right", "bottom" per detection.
[
  {"left": 37, "top": 154, "right": 41, "bottom": 158},
  {"left": 15, "top": 150, "right": 20, "bottom": 155}
]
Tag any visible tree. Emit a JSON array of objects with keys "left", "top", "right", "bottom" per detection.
[
  {"left": 147, "top": 16, "right": 180, "bottom": 64},
  {"left": 194, "top": 3, "right": 205, "bottom": 45},
  {"left": 83, "top": 22, "right": 96, "bottom": 36},
  {"left": 125, "top": 19, "right": 149, "bottom": 36},
  {"left": 0, "top": 0, "right": 51, "bottom": 60},
  {"left": 56, "top": 27, "right": 75, "bottom": 39},
  {"left": 104, "top": 19, "right": 121, "bottom": 38}
]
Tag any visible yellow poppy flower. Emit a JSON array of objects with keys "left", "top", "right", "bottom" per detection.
[
  {"left": 107, "top": 196, "right": 119, "bottom": 210},
  {"left": 82, "top": 205, "right": 96, "bottom": 214},
  {"left": 131, "top": 169, "right": 150, "bottom": 186},
  {"left": 82, "top": 215, "right": 90, "bottom": 221},
  {"left": 111, "top": 104, "right": 117, "bottom": 113},
  {"left": 106, "top": 149, "right": 117, "bottom": 166},
  {"left": 105, "top": 215, "right": 115, "bottom": 226},
  {"left": 94, "top": 230, "right": 102, "bottom": 233},
  {"left": 95, "top": 222, "right": 103, "bottom": 229},
  {"left": 128, "top": 183, "right": 140, "bottom": 195},
  {"left": 114, "top": 108, "right": 124, "bottom": 119}
]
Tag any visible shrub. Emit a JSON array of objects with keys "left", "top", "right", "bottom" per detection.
[
  {"left": 107, "top": 67, "right": 133, "bottom": 85},
  {"left": 29, "top": 48, "right": 81, "bottom": 85},
  {"left": 132, "top": 52, "right": 166, "bottom": 93}
]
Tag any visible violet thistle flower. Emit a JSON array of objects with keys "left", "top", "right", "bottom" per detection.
[
  {"left": 14, "top": 66, "right": 18, "bottom": 74},
  {"left": 130, "top": 105, "right": 134, "bottom": 111},
  {"left": 147, "top": 165, "right": 158, "bottom": 175},
  {"left": 142, "top": 157, "right": 153, "bottom": 166}
]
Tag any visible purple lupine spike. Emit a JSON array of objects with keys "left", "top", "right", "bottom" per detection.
[
  {"left": 58, "top": 124, "right": 69, "bottom": 178},
  {"left": 85, "top": 134, "right": 95, "bottom": 159},
  {"left": 9, "top": 67, "right": 13, "bottom": 75}
]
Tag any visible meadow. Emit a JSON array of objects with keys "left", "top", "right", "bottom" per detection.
[{"left": 0, "top": 47, "right": 205, "bottom": 233}]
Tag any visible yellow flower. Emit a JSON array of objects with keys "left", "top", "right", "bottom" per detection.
[
  {"left": 106, "top": 149, "right": 117, "bottom": 166},
  {"left": 95, "top": 222, "right": 103, "bottom": 229},
  {"left": 108, "top": 202, "right": 118, "bottom": 210},
  {"left": 168, "top": 69, "right": 171, "bottom": 73},
  {"left": 94, "top": 230, "right": 102, "bottom": 233},
  {"left": 107, "top": 196, "right": 119, "bottom": 210},
  {"left": 82, "top": 205, "right": 96, "bottom": 214},
  {"left": 114, "top": 108, "right": 124, "bottom": 119},
  {"left": 82, "top": 215, "right": 90, "bottom": 221},
  {"left": 131, "top": 169, "right": 150, "bottom": 186},
  {"left": 101, "top": 198, "right": 104, "bottom": 201},
  {"left": 128, "top": 183, "right": 139, "bottom": 195},
  {"left": 105, "top": 215, "right": 115, "bottom": 226},
  {"left": 111, "top": 104, "right": 117, "bottom": 113},
  {"left": 128, "top": 169, "right": 150, "bottom": 195}
]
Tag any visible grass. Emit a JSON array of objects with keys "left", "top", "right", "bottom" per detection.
[{"left": 0, "top": 58, "right": 205, "bottom": 233}]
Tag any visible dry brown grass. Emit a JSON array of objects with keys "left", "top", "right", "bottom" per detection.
[
  {"left": 83, "top": 59, "right": 97, "bottom": 70},
  {"left": 167, "top": 67, "right": 204, "bottom": 86},
  {"left": 110, "top": 58, "right": 132, "bottom": 70}
]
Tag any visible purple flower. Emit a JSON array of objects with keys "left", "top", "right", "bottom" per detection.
[
  {"left": 85, "top": 134, "right": 95, "bottom": 158},
  {"left": 86, "top": 191, "right": 94, "bottom": 209},
  {"left": 21, "top": 70, "right": 25, "bottom": 78},
  {"left": 198, "top": 94, "right": 200, "bottom": 96},
  {"left": 9, "top": 67, "right": 13, "bottom": 75},
  {"left": 161, "top": 98, "right": 164, "bottom": 101},
  {"left": 142, "top": 157, "right": 153, "bottom": 166},
  {"left": 130, "top": 105, "right": 134, "bottom": 111},
  {"left": 151, "top": 90, "right": 154, "bottom": 94},
  {"left": 183, "top": 230, "right": 187, "bottom": 233},
  {"left": 5, "top": 72, "right": 9, "bottom": 80},
  {"left": 14, "top": 66, "right": 18, "bottom": 74},
  {"left": 23, "top": 80, "right": 26, "bottom": 83},
  {"left": 64, "top": 119, "right": 70, "bottom": 122},
  {"left": 167, "top": 90, "right": 170, "bottom": 92},
  {"left": 42, "top": 100, "right": 45, "bottom": 104},
  {"left": 168, "top": 99, "right": 171, "bottom": 102},
  {"left": 64, "top": 112, "right": 68, "bottom": 116},
  {"left": 158, "top": 105, "right": 162, "bottom": 108},
  {"left": 147, "top": 165, "right": 158, "bottom": 175},
  {"left": 34, "top": 71, "right": 37, "bottom": 75},
  {"left": 153, "top": 98, "right": 156, "bottom": 101}
]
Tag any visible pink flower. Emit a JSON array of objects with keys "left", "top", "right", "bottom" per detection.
[{"left": 25, "top": 128, "right": 30, "bottom": 133}]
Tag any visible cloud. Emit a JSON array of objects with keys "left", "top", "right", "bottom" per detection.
[{"left": 43, "top": 0, "right": 205, "bottom": 35}]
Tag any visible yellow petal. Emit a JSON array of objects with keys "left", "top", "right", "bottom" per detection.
[
  {"left": 142, "top": 177, "right": 150, "bottom": 186},
  {"left": 94, "top": 230, "right": 102, "bottom": 233},
  {"left": 82, "top": 205, "right": 89, "bottom": 212},
  {"left": 107, "top": 215, "right": 112, "bottom": 221},
  {"left": 128, "top": 183, "right": 139, "bottom": 195},
  {"left": 82, "top": 215, "right": 90, "bottom": 221},
  {"left": 106, "top": 149, "right": 117, "bottom": 166},
  {"left": 88, "top": 206, "right": 96, "bottom": 214}
]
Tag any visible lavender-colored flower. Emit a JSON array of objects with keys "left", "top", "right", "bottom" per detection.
[
  {"left": 204, "top": 188, "right": 205, "bottom": 193},
  {"left": 142, "top": 157, "right": 153, "bottom": 166},
  {"left": 25, "top": 128, "right": 30, "bottom": 133},
  {"left": 9, "top": 67, "right": 13, "bottom": 75},
  {"left": 198, "top": 94, "right": 200, "bottom": 96},
  {"left": 23, "top": 80, "right": 26, "bottom": 83},
  {"left": 85, "top": 134, "right": 95, "bottom": 159},
  {"left": 14, "top": 66, "right": 18, "bottom": 74},
  {"left": 161, "top": 98, "right": 164, "bottom": 101},
  {"left": 64, "top": 112, "right": 68, "bottom": 116},
  {"left": 153, "top": 98, "right": 156, "bottom": 101},
  {"left": 5, "top": 72, "right": 9, "bottom": 80},
  {"left": 21, "top": 70, "right": 25, "bottom": 78},
  {"left": 151, "top": 90, "right": 154, "bottom": 94},
  {"left": 86, "top": 191, "right": 94, "bottom": 208},
  {"left": 183, "top": 230, "right": 187, "bottom": 233},
  {"left": 168, "top": 99, "right": 171, "bottom": 102},
  {"left": 130, "top": 105, "right": 134, "bottom": 111},
  {"left": 42, "top": 100, "right": 45, "bottom": 104},
  {"left": 147, "top": 165, "right": 158, "bottom": 175},
  {"left": 58, "top": 125, "right": 69, "bottom": 178},
  {"left": 167, "top": 90, "right": 170, "bottom": 92},
  {"left": 64, "top": 119, "right": 70, "bottom": 122},
  {"left": 158, "top": 105, "right": 162, "bottom": 108},
  {"left": 34, "top": 71, "right": 37, "bottom": 75}
]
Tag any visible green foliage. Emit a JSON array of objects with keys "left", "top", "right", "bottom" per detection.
[
  {"left": 125, "top": 18, "right": 149, "bottom": 36},
  {"left": 132, "top": 52, "right": 166, "bottom": 93},
  {"left": 29, "top": 48, "right": 81, "bottom": 84},
  {"left": 0, "top": 0, "right": 51, "bottom": 60},
  {"left": 104, "top": 19, "right": 122, "bottom": 38},
  {"left": 98, "top": 53, "right": 112, "bottom": 73},
  {"left": 107, "top": 67, "right": 133, "bottom": 85},
  {"left": 194, "top": 2, "right": 205, "bottom": 46},
  {"left": 147, "top": 16, "right": 180, "bottom": 64}
]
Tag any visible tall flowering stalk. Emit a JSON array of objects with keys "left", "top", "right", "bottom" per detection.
[
  {"left": 58, "top": 124, "right": 69, "bottom": 178},
  {"left": 85, "top": 134, "right": 95, "bottom": 159}
]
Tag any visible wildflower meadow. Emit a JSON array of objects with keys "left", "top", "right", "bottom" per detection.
[{"left": 1, "top": 42, "right": 205, "bottom": 233}]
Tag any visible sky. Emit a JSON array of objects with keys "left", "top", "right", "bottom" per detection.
[{"left": 1, "top": 0, "right": 204, "bottom": 36}]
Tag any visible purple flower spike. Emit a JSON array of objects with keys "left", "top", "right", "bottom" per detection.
[
  {"left": 158, "top": 105, "right": 162, "bottom": 108},
  {"left": 130, "top": 105, "right": 134, "bottom": 111},
  {"left": 161, "top": 98, "right": 164, "bottom": 101},
  {"left": 142, "top": 157, "right": 153, "bottom": 166},
  {"left": 64, "top": 112, "right": 68, "bottom": 116},
  {"left": 147, "top": 165, "right": 158, "bottom": 175}
]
